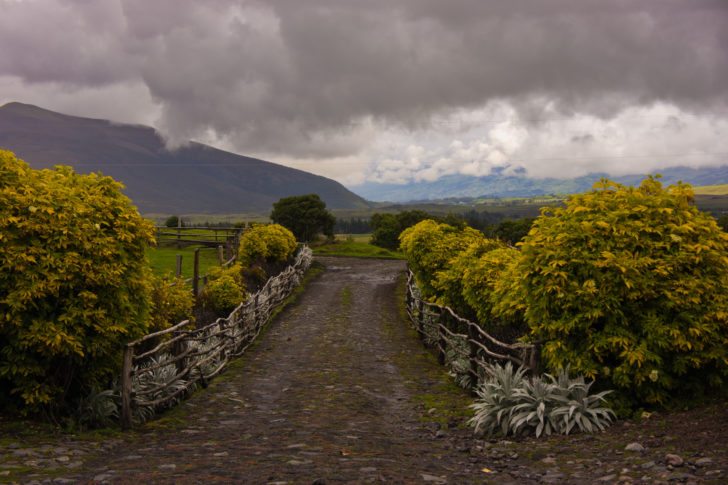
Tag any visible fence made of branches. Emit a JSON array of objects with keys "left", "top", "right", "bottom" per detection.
[
  {"left": 405, "top": 270, "right": 541, "bottom": 390},
  {"left": 120, "top": 246, "right": 313, "bottom": 429}
]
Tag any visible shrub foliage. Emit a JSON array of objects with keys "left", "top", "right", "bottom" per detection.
[
  {"left": 148, "top": 274, "right": 195, "bottom": 331},
  {"left": 399, "top": 220, "right": 484, "bottom": 299},
  {"left": 494, "top": 176, "right": 728, "bottom": 407},
  {"left": 199, "top": 264, "right": 247, "bottom": 315},
  {"left": 0, "top": 150, "right": 155, "bottom": 415},
  {"left": 238, "top": 224, "right": 297, "bottom": 267}
]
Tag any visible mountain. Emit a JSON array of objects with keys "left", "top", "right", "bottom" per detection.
[
  {"left": 352, "top": 166, "right": 728, "bottom": 203},
  {"left": 0, "top": 102, "right": 370, "bottom": 214}
]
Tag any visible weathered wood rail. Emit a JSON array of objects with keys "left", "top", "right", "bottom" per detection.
[
  {"left": 120, "top": 246, "right": 313, "bottom": 429},
  {"left": 173, "top": 248, "right": 237, "bottom": 297},
  {"left": 155, "top": 225, "right": 244, "bottom": 258},
  {"left": 405, "top": 270, "right": 541, "bottom": 389}
]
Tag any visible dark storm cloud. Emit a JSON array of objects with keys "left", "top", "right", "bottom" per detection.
[
  {"left": 267, "top": 0, "right": 728, "bottom": 119},
  {"left": 1, "top": 0, "right": 727, "bottom": 174}
]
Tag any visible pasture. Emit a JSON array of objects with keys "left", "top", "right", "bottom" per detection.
[{"left": 147, "top": 245, "right": 223, "bottom": 279}]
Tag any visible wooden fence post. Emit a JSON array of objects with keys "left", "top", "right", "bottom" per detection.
[
  {"left": 529, "top": 342, "right": 541, "bottom": 375},
  {"left": 218, "top": 245, "right": 224, "bottom": 266},
  {"left": 176, "top": 218, "right": 182, "bottom": 249},
  {"left": 467, "top": 323, "right": 480, "bottom": 390},
  {"left": 437, "top": 308, "right": 448, "bottom": 365},
  {"left": 193, "top": 248, "right": 200, "bottom": 297},
  {"left": 120, "top": 344, "right": 134, "bottom": 430},
  {"left": 416, "top": 299, "right": 425, "bottom": 339},
  {"left": 173, "top": 332, "right": 187, "bottom": 376},
  {"left": 176, "top": 254, "right": 183, "bottom": 278}
]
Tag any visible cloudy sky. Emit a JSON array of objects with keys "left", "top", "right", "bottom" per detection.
[{"left": 1, "top": 0, "right": 727, "bottom": 187}]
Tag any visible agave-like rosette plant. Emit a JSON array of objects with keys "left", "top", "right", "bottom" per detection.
[
  {"left": 509, "top": 377, "right": 564, "bottom": 438},
  {"left": 468, "top": 362, "right": 616, "bottom": 438},
  {"left": 468, "top": 362, "right": 527, "bottom": 435},
  {"left": 547, "top": 370, "right": 616, "bottom": 434}
]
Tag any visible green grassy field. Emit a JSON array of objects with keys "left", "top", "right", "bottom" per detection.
[
  {"left": 147, "top": 246, "right": 224, "bottom": 279},
  {"left": 693, "top": 184, "right": 728, "bottom": 195},
  {"left": 335, "top": 233, "right": 372, "bottom": 243},
  {"left": 313, "top": 239, "right": 404, "bottom": 259}
]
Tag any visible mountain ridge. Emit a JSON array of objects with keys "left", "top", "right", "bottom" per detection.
[
  {"left": 351, "top": 166, "right": 728, "bottom": 203},
  {"left": 0, "top": 102, "right": 370, "bottom": 214}
]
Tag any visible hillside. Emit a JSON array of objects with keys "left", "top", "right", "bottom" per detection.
[
  {"left": 353, "top": 166, "right": 728, "bottom": 203},
  {"left": 0, "top": 102, "right": 370, "bottom": 214}
]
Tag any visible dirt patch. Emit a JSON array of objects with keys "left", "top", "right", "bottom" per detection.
[{"left": 1, "top": 256, "right": 727, "bottom": 484}]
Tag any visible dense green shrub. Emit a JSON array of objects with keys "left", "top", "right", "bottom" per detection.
[
  {"left": 432, "top": 238, "right": 512, "bottom": 324},
  {"left": 148, "top": 274, "right": 195, "bottom": 331},
  {"left": 200, "top": 264, "right": 247, "bottom": 314},
  {"left": 238, "top": 224, "right": 297, "bottom": 266},
  {"left": 492, "top": 217, "right": 536, "bottom": 244},
  {"left": 370, "top": 213, "right": 402, "bottom": 250},
  {"left": 399, "top": 220, "right": 484, "bottom": 299},
  {"left": 494, "top": 176, "right": 728, "bottom": 409},
  {"left": 718, "top": 214, "right": 728, "bottom": 232},
  {"left": 0, "top": 150, "right": 155, "bottom": 415},
  {"left": 164, "top": 215, "right": 184, "bottom": 228}
]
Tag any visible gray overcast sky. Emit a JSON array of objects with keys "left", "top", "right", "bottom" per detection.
[{"left": 1, "top": 0, "right": 727, "bottom": 186}]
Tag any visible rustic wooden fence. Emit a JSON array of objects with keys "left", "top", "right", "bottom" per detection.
[
  {"left": 157, "top": 224, "right": 245, "bottom": 296},
  {"left": 155, "top": 225, "right": 244, "bottom": 259},
  {"left": 120, "top": 246, "right": 313, "bottom": 429},
  {"left": 405, "top": 270, "right": 541, "bottom": 389},
  {"left": 173, "top": 247, "right": 238, "bottom": 297}
]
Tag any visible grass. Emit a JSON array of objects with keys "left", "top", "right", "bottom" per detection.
[
  {"left": 693, "top": 184, "right": 728, "bottom": 195},
  {"left": 147, "top": 246, "right": 225, "bottom": 279},
  {"left": 312, "top": 239, "right": 405, "bottom": 259},
  {"left": 335, "top": 233, "right": 372, "bottom": 243}
]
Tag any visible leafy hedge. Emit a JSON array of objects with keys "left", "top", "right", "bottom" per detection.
[
  {"left": 399, "top": 219, "right": 484, "bottom": 299},
  {"left": 494, "top": 177, "right": 728, "bottom": 409},
  {"left": 0, "top": 150, "right": 155, "bottom": 415},
  {"left": 401, "top": 177, "right": 728, "bottom": 412}
]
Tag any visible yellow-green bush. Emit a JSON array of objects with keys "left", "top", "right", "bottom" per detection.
[
  {"left": 494, "top": 176, "right": 728, "bottom": 409},
  {"left": 0, "top": 150, "right": 155, "bottom": 415},
  {"left": 199, "top": 264, "right": 247, "bottom": 315},
  {"left": 399, "top": 220, "right": 484, "bottom": 299},
  {"left": 238, "top": 224, "right": 297, "bottom": 266},
  {"left": 440, "top": 242, "right": 522, "bottom": 333},
  {"left": 149, "top": 274, "right": 195, "bottom": 331},
  {"left": 431, "top": 237, "right": 504, "bottom": 320}
]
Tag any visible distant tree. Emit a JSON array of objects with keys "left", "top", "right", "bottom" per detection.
[
  {"left": 164, "top": 215, "right": 184, "bottom": 227},
  {"left": 370, "top": 210, "right": 435, "bottom": 251},
  {"left": 462, "top": 209, "right": 502, "bottom": 232},
  {"left": 494, "top": 217, "right": 536, "bottom": 244},
  {"left": 370, "top": 214, "right": 401, "bottom": 250},
  {"left": 334, "top": 217, "right": 371, "bottom": 234},
  {"left": 718, "top": 214, "right": 728, "bottom": 232},
  {"left": 270, "top": 194, "right": 335, "bottom": 242}
]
